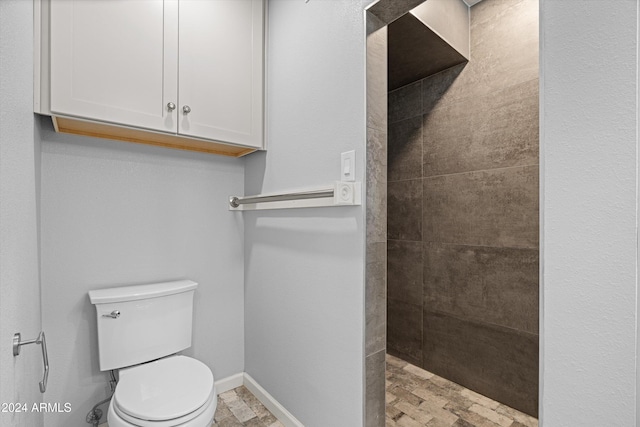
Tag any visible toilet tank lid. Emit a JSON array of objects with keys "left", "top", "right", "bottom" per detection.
[{"left": 89, "top": 280, "right": 198, "bottom": 305}]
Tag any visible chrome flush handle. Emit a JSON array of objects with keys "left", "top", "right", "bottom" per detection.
[{"left": 102, "top": 310, "right": 121, "bottom": 319}]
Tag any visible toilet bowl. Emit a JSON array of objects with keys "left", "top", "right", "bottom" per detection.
[
  {"left": 106, "top": 356, "right": 216, "bottom": 427},
  {"left": 89, "top": 280, "right": 216, "bottom": 427}
]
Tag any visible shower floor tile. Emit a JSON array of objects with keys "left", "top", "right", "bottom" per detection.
[
  {"left": 386, "top": 354, "right": 538, "bottom": 427},
  {"left": 213, "top": 386, "right": 284, "bottom": 427}
]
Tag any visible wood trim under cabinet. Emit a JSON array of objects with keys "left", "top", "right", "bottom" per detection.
[{"left": 52, "top": 116, "right": 257, "bottom": 158}]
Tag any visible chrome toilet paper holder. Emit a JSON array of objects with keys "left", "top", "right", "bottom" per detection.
[{"left": 13, "top": 331, "right": 49, "bottom": 393}]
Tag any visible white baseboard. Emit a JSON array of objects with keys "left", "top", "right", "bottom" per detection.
[
  {"left": 215, "top": 372, "right": 244, "bottom": 394},
  {"left": 243, "top": 373, "right": 304, "bottom": 427}
]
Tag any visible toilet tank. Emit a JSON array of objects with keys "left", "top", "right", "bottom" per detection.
[{"left": 89, "top": 280, "right": 198, "bottom": 371}]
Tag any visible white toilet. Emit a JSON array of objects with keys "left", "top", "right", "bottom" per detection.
[{"left": 89, "top": 280, "right": 216, "bottom": 427}]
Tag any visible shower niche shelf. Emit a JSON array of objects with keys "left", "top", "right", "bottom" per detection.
[{"left": 388, "top": 0, "right": 469, "bottom": 90}]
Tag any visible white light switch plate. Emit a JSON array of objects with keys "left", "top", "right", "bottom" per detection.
[{"left": 341, "top": 150, "right": 356, "bottom": 182}]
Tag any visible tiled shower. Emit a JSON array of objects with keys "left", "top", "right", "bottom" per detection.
[{"left": 386, "top": 0, "right": 539, "bottom": 417}]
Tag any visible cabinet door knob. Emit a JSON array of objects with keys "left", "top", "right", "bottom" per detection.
[
  {"left": 167, "top": 102, "right": 176, "bottom": 111},
  {"left": 182, "top": 105, "right": 191, "bottom": 114}
]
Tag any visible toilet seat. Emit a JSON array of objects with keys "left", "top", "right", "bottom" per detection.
[
  {"left": 107, "top": 355, "right": 216, "bottom": 427},
  {"left": 111, "top": 389, "right": 216, "bottom": 427}
]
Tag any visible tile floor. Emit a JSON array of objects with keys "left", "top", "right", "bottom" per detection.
[
  {"left": 386, "top": 354, "right": 538, "bottom": 427},
  {"left": 211, "top": 355, "right": 537, "bottom": 427},
  {"left": 213, "top": 386, "right": 284, "bottom": 427}
]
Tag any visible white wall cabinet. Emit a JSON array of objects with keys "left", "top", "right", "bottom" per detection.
[{"left": 36, "top": 0, "right": 264, "bottom": 156}]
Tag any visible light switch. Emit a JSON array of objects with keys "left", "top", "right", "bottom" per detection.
[{"left": 341, "top": 150, "right": 356, "bottom": 182}]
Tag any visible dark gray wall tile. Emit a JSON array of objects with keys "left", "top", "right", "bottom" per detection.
[
  {"left": 385, "top": 0, "right": 539, "bottom": 417},
  {"left": 471, "top": 0, "right": 531, "bottom": 29},
  {"left": 388, "top": 299, "right": 422, "bottom": 366},
  {"left": 423, "top": 79, "right": 538, "bottom": 177},
  {"left": 367, "top": 127, "right": 387, "bottom": 243},
  {"left": 366, "top": 242, "right": 387, "bottom": 356},
  {"left": 470, "top": 79, "right": 538, "bottom": 168},
  {"left": 424, "top": 242, "right": 539, "bottom": 334},
  {"left": 367, "top": 24, "right": 388, "bottom": 132},
  {"left": 422, "top": 101, "right": 472, "bottom": 177},
  {"left": 423, "top": 310, "right": 539, "bottom": 417},
  {"left": 389, "top": 116, "right": 422, "bottom": 181},
  {"left": 365, "top": 349, "right": 386, "bottom": 427},
  {"left": 422, "top": 63, "right": 468, "bottom": 113},
  {"left": 388, "top": 179, "right": 422, "bottom": 241},
  {"left": 422, "top": 59, "right": 480, "bottom": 109},
  {"left": 389, "top": 80, "right": 422, "bottom": 124},
  {"left": 418, "top": 0, "right": 537, "bottom": 105},
  {"left": 388, "top": 240, "right": 423, "bottom": 305},
  {"left": 469, "top": 0, "right": 538, "bottom": 96},
  {"left": 423, "top": 166, "right": 539, "bottom": 248}
]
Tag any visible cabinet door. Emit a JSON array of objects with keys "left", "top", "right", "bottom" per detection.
[
  {"left": 178, "top": 0, "right": 264, "bottom": 148},
  {"left": 49, "top": 0, "right": 178, "bottom": 133}
]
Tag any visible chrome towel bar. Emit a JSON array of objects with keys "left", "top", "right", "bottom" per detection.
[
  {"left": 13, "top": 331, "right": 49, "bottom": 393},
  {"left": 230, "top": 189, "right": 334, "bottom": 208},
  {"left": 229, "top": 181, "right": 361, "bottom": 211}
]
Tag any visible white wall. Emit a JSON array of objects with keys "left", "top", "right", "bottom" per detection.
[
  {"left": 0, "top": 1, "right": 44, "bottom": 427},
  {"left": 243, "top": 1, "right": 367, "bottom": 425},
  {"left": 541, "top": 0, "right": 638, "bottom": 425},
  {"left": 39, "top": 124, "right": 245, "bottom": 426}
]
